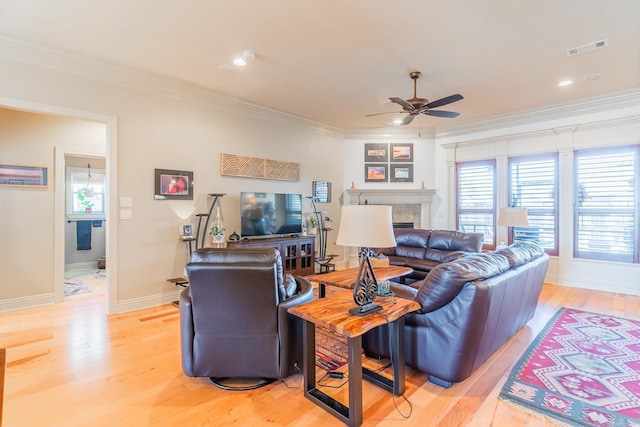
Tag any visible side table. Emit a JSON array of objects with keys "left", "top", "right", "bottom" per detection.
[{"left": 288, "top": 291, "right": 420, "bottom": 426}]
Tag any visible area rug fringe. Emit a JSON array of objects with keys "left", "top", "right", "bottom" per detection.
[{"left": 499, "top": 396, "right": 573, "bottom": 427}]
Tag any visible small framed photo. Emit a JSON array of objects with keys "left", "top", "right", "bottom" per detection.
[
  {"left": 312, "top": 181, "right": 331, "bottom": 203},
  {"left": 390, "top": 164, "right": 414, "bottom": 182},
  {"left": 365, "top": 164, "right": 388, "bottom": 182},
  {"left": 390, "top": 143, "right": 413, "bottom": 162},
  {"left": 0, "top": 164, "right": 48, "bottom": 187},
  {"left": 364, "top": 143, "right": 389, "bottom": 163},
  {"left": 181, "top": 224, "right": 193, "bottom": 237},
  {"left": 154, "top": 168, "right": 193, "bottom": 200}
]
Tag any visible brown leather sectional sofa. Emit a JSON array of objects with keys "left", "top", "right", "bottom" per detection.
[
  {"left": 364, "top": 240, "right": 549, "bottom": 387},
  {"left": 375, "top": 228, "right": 484, "bottom": 282}
]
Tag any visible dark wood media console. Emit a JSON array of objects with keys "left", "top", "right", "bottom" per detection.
[{"left": 227, "top": 235, "right": 315, "bottom": 276}]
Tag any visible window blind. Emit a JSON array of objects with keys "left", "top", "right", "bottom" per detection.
[
  {"left": 575, "top": 147, "right": 637, "bottom": 263},
  {"left": 509, "top": 155, "right": 558, "bottom": 254},
  {"left": 456, "top": 161, "right": 495, "bottom": 246}
]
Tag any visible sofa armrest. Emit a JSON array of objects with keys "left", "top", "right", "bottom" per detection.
[{"left": 389, "top": 282, "right": 419, "bottom": 301}]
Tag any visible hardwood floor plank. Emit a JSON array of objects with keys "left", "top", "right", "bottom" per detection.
[{"left": 0, "top": 283, "right": 638, "bottom": 426}]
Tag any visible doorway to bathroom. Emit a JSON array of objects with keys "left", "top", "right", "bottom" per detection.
[{"left": 63, "top": 154, "right": 107, "bottom": 300}]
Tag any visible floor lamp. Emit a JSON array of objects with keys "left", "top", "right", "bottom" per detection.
[
  {"left": 496, "top": 207, "right": 529, "bottom": 248},
  {"left": 336, "top": 205, "right": 396, "bottom": 316}
]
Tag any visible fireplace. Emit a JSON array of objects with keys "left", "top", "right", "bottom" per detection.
[
  {"left": 342, "top": 188, "right": 436, "bottom": 267},
  {"left": 393, "top": 222, "right": 414, "bottom": 229},
  {"left": 344, "top": 188, "right": 436, "bottom": 229}
]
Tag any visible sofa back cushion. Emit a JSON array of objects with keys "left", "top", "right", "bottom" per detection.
[
  {"left": 416, "top": 252, "right": 509, "bottom": 312},
  {"left": 494, "top": 240, "right": 545, "bottom": 268},
  {"left": 428, "top": 230, "right": 483, "bottom": 252},
  {"left": 376, "top": 228, "right": 430, "bottom": 257}
]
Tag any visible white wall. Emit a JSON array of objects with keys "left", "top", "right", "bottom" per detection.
[{"left": 0, "top": 56, "right": 344, "bottom": 312}]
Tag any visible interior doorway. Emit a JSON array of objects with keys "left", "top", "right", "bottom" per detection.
[
  {"left": 63, "top": 154, "right": 107, "bottom": 300},
  {"left": 0, "top": 95, "right": 118, "bottom": 314}
]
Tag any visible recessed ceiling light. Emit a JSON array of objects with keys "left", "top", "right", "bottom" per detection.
[
  {"left": 558, "top": 80, "right": 574, "bottom": 87},
  {"left": 232, "top": 57, "right": 247, "bottom": 66},
  {"left": 584, "top": 73, "right": 603, "bottom": 81}
]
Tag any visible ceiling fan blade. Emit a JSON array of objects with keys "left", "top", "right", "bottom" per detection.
[
  {"left": 400, "top": 114, "right": 417, "bottom": 125},
  {"left": 423, "top": 110, "right": 460, "bottom": 118},
  {"left": 365, "top": 111, "right": 405, "bottom": 117},
  {"left": 425, "top": 94, "right": 464, "bottom": 109},
  {"left": 389, "top": 97, "right": 415, "bottom": 111}
]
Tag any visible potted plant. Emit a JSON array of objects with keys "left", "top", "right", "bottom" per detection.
[
  {"left": 210, "top": 224, "right": 225, "bottom": 241},
  {"left": 323, "top": 216, "right": 333, "bottom": 230},
  {"left": 77, "top": 188, "right": 95, "bottom": 213},
  {"left": 307, "top": 216, "right": 318, "bottom": 235}
]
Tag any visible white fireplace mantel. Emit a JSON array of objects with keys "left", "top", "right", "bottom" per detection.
[{"left": 344, "top": 188, "right": 437, "bottom": 229}]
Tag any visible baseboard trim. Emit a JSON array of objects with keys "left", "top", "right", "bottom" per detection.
[
  {"left": 554, "top": 275, "right": 637, "bottom": 296},
  {"left": 0, "top": 293, "right": 55, "bottom": 313},
  {"left": 113, "top": 290, "right": 182, "bottom": 314}
]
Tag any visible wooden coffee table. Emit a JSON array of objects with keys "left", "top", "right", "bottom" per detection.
[
  {"left": 288, "top": 290, "right": 420, "bottom": 426},
  {"left": 306, "top": 265, "right": 413, "bottom": 298}
]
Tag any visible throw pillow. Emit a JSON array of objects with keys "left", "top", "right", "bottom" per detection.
[{"left": 284, "top": 273, "right": 298, "bottom": 299}]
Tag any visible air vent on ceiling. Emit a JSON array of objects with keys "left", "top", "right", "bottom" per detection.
[{"left": 565, "top": 39, "right": 608, "bottom": 57}]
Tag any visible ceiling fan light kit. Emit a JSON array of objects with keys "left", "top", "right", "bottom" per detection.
[{"left": 366, "top": 71, "right": 464, "bottom": 125}]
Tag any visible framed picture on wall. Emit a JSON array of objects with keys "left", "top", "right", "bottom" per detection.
[
  {"left": 154, "top": 168, "right": 194, "bottom": 200},
  {"left": 364, "top": 143, "right": 389, "bottom": 162},
  {"left": 364, "top": 164, "right": 388, "bottom": 182},
  {"left": 390, "top": 143, "right": 413, "bottom": 162},
  {"left": 0, "top": 164, "right": 48, "bottom": 187},
  {"left": 390, "top": 164, "right": 414, "bottom": 182},
  {"left": 312, "top": 181, "right": 331, "bottom": 203}
]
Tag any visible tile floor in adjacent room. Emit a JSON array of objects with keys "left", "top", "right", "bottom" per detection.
[{"left": 64, "top": 268, "right": 107, "bottom": 297}]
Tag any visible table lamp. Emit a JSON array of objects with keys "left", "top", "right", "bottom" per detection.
[
  {"left": 336, "top": 205, "right": 396, "bottom": 316},
  {"left": 496, "top": 207, "right": 529, "bottom": 248}
]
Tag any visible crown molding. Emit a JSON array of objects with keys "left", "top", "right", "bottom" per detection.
[
  {"left": 344, "top": 126, "right": 436, "bottom": 140},
  {"left": 0, "top": 33, "right": 344, "bottom": 137},
  {"left": 436, "top": 88, "right": 640, "bottom": 139}
]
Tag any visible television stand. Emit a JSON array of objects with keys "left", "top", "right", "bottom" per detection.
[{"left": 226, "top": 235, "right": 315, "bottom": 276}]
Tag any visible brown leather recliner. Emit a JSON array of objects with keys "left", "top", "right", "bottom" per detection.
[{"left": 179, "top": 247, "right": 313, "bottom": 389}]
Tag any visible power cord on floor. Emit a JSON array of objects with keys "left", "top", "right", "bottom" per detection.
[
  {"left": 279, "top": 362, "right": 303, "bottom": 389},
  {"left": 317, "top": 370, "right": 349, "bottom": 389},
  {"left": 376, "top": 312, "right": 413, "bottom": 420}
]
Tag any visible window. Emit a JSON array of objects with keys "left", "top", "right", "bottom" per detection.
[
  {"left": 67, "top": 166, "right": 106, "bottom": 216},
  {"left": 509, "top": 154, "right": 558, "bottom": 255},
  {"left": 456, "top": 160, "right": 496, "bottom": 246},
  {"left": 574, "top": 146, "right": 638, "bottom": 263}
]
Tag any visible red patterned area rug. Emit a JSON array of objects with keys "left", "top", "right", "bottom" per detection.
[
  {"left": 499, "top": 307, "right": 640, "bottom": 426},
  {"left": 315, "top": 326, "right": 349, "bottom": 371}
]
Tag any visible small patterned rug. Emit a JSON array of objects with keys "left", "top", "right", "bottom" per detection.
[
  {"left": 64, "top": 280, "right": 91, "bottom": 296},
  {"left": 316, "top": 327, "right": 349, "bottom": 371},
  {"left": 499, "top": 307, "right": 640, "bottom": 426}
]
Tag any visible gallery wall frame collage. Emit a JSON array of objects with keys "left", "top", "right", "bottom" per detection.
[{"left": 364, "top": 143, "right": 414, "bottom": 183}]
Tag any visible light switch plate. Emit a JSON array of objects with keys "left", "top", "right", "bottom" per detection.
[
  {"left": 120, "top": 197, "right": 133, "bottom": 208},
  {"left": 120, "top": 209, "right": 133, "bottom": 220}
]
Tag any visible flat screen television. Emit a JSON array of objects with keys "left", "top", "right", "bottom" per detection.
[{"left": 240, "top": 192, "right": 303, "bottom": 238}]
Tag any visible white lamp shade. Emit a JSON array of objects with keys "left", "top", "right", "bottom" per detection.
[
  {"left": 497, "top": 207, "right": 530, "bottom": 227},
  {"left": 335, "top": 205, "right": 396, "bottom": 248}
]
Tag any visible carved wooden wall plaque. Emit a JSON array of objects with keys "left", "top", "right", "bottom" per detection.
[{"left": 220, "top": 153, "right": 300, "bottom": 181}]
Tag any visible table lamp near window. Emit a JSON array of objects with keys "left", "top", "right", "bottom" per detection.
[
  {"left": 336, "top": 205, "right": 396, "bottom": 316},
  {"left": 496, "top": 207, "right": 529, "bottom": 248}
]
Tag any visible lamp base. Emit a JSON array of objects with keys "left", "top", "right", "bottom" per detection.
[{"left": 349, "top": 303, "right": 382, "bottom": 316}]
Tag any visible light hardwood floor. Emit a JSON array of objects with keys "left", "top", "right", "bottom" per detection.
[{"left": 0, "top": 283, "right": 638, "bottom": 426}]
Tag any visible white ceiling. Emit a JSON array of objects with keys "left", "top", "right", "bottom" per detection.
[{"left": 1, "top": 0, "right": 638, "bottom": 132}]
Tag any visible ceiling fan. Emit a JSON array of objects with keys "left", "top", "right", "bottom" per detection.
[{"left": 366, "top": 71, "right": 464, "bottom": 125}]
